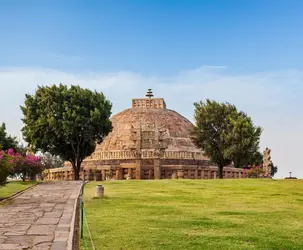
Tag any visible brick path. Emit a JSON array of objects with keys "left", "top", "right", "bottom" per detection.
[{"left": 0, "top": 181, "right": 82, "bottom": 250}]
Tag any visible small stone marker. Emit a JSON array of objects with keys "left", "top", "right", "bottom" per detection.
[
  {"left": 171, "top": 171, "right": 177, "bottom": 179},
  {"left": 96, "top": 184, "right": 104, "bottom": 197}
]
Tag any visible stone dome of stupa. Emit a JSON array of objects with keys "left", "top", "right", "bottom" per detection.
[
  {"left": 87, "top": 89, "right": 207, "bottom": 162},
  {"left": 95, "top": 103, "right": 200, "bottom": 153}
]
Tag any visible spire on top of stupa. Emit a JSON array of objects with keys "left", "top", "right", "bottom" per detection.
[{"left": 145, "top": 89, "right": 154, "bottom": 98}]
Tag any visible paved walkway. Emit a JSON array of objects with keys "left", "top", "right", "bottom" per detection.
[{"left": 0, "top": 181, "right": 82, "bottom": 250}]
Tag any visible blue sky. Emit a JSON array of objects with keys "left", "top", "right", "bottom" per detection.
[
  {"left": 1, "top": 0, "right": 303, "bottom": 74},
  {"left": 0, "top": 1, "right": 303, "bottom": 178}
]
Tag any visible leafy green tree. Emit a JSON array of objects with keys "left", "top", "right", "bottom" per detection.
[
  {"left": 191, "top": 99, "right": 262, "bottom": 178},
  {"left": 231, "top": 150, "right": 263, "bottom": 169},
  {"left": 21, "top": 84, "right": 112, "bottom": 180},
  {"left": 249, "top": 151, "right": 263, "bottom": 166},
  {"left": 0, "top": 151, "right": 13, "bottom": 185},
  {"left": 0, "top": 123, "right": 18, "bottom": 151}
]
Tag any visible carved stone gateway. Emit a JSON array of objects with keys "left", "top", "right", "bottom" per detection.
[
  {"left": 263, "top": 147, "right": 272, "bottom": 178},
  {"left": 129, "top": 122, "right": 168, "bottom": 179}
]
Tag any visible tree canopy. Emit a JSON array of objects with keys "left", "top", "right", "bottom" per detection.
[
  {"left": 21, "top": 84, "right": 112, "bottom": 180},
  {"left": 0, "top": 123, "right": 18, "bottom": 151},
  {"left": 191, "top": 99, "right": 262, "bottom": 178}
]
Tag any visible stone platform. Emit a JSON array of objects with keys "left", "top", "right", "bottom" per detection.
[{"left": 0, "top": 181, "right": 82, "bottom": 250}]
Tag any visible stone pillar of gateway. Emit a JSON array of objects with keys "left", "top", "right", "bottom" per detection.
[{"left": 59, "top": 89, "right": 244, "bottom": 180}]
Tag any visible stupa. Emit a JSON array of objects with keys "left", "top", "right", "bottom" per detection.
[{"left": 47, "top": 90, "right": 244, "bottom": 180}]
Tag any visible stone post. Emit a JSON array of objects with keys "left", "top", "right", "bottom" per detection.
[
  {"left": 214, "top": 171, "right": 217, "bottom": 179},
  {"left": 177, "top": 169, "right": 184, "bottom": 179},
  {"left": 127, "top": 168, "right": 132, "bottom": 179},
  {"left": 194, "top": 169, "right": 198, "bottom": 179},
  {"left": 71, "top": 171, "right": 75, "bottom": 181},
  {"left": 201, "top": 170, "right": 205, "bottom": 179},
  {"left": 148, "top": 169, "right": 153, "bottom": 180},
  {"left": 64, "top": 171, "right": 68, "bottom": 181},
  {"left": 96, "top": 185, "right": 104, "bottom": 197},
  {"left": 136, "top": 159, "right": 142, "bottom": 180},
  {"left": 101, "top": 169, "right": 106, "bottom": 181},
  {"left": 154, "top": 158, "right": 161, "bottom": 180},
  {"left": 172, "top": 170, "right": 177, "bottom": 179}
]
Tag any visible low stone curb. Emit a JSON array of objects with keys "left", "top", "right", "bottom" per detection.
[
  {"left": 67, "top": 181, "right": 83, "bottom": 250},
  {"left": 0, "top": 182, "right": 39, "bottom": 204}
]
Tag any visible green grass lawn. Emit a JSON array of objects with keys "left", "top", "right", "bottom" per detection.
[
  {"left": 81, "top": 179, "right": 303, "bottom": 250},
  {"left": 0, "top": 181, "right": 37, "bottom": 199}
]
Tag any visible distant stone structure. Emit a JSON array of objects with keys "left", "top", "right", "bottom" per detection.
[
  {"left": 26, "top": 146, "right": 34, "bottom": 156},
  {"left": 263, "top": 147, "right": 271, "bottom": 178},
  {"left": 45, "top": 90, "right": 244, "bottom": 181},
  {"left": 284, "top": 172, "right": 297, "bottom": 179}
]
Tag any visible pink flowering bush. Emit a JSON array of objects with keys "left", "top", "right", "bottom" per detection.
[
  {"left": 0, "top": 150, "right": 13, "bottom": 184},
  {"left": 247, "top": 164, "right": 264, "bottom": 178},
  {"left": 8, "top": 148, "right": 44, "bottom": 181},
  {"left": 243, "top": 168, "right": 247, "bottom": 178}
]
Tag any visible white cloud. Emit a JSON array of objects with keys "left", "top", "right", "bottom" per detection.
[{"left": 0, "top": 66, "right": 302, "bottom": 178}]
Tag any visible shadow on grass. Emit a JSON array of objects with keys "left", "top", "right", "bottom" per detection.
[{"left": 217, "top": 211, "right": 261, "bottom": 216}]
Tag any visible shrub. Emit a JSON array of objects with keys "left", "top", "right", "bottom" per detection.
[
  {"left": 0, "top": 150, "right": 13, "bottom": 185},
  {"left": 247, "top": 164, "right": 265, "bottom": 178},
  {"left": 8, "top": 148, "right": 44, "bottom": 181}
]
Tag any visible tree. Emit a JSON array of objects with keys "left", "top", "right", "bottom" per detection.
[
  {"left": 0, "top": 123, "right": 18, "bottom": 151},
  {"left": 21, "top": 84, "right": 112, "bottom": 180},
  {"left": 0, "top": 150, "right": 13, "bottom": 185},
  {"left": 191, "top": 99, "right": 262, "bottom": 178},
  {"left": 248, "top": 151, "right": 263, "bottom": 166},
  {"left": 270, "top": 161, "right": 278, "bottom": 177}
]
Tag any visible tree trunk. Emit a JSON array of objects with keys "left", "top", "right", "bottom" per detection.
[
  {"left": 22, "top": 172, "right": 26, "bottom": 182},
  {"left": 218, "top": 165, "right": 224, "bottom": 179},
  {"left": 234, "top": 158, "right": 240, "bottom": 168},
  {"left": 74, "top": 169, "right": 80, "bottom": 180},
  {"left": 72, "top": 161, "right": 81, "bottom": 180}
]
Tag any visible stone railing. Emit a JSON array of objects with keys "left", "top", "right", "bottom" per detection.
[
  {"left": 45, "top": 165, "right": 244, "bottom": 181},
  {"left": 43, "top": 167, "right": 74, "bottom": 181},
  {"left": 85, "top": 150, "right": 207, "bottom": 161}
]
